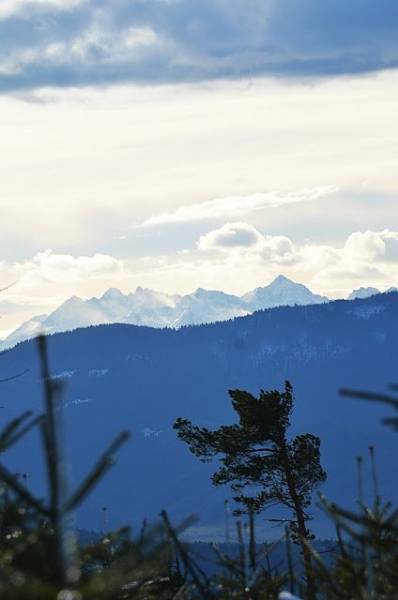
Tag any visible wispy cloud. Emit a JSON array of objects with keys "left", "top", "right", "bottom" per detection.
[{"left": 141, "top": 187, "right": 337, "bottom": 226}]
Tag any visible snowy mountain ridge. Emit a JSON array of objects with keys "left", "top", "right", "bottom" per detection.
[
  {"left": 0, "top": 275, "right": 394, "bottom": 350},
  {"left": 348, "top": 285, "right": 397, "bottom": 300}
]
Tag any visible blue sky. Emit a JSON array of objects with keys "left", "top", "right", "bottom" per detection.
[{"left": 0, "top": 0, "right": 398, "bottom": 334}]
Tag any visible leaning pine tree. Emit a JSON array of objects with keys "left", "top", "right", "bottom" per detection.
[{"left": 174, "top": 381, "right": 326, "bottom": 600}]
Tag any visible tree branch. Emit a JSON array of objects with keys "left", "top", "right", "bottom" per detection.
[
  {"left": 65, "top": 431, "right": 130, "bottom": 512},
  {"left": 0, "top": 369, "right": 30, "bottom": 384},
  {"left": 0, "top": 462, "right": 49, "bottom": 516}
]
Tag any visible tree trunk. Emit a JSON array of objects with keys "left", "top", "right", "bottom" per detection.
[{"left": 278, "top": 431, "right": 316, "bottom": 600}]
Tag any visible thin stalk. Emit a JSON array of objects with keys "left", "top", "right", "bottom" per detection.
[
  {"left": 37, "top": 335, "right": 75, "bottom": 585},
  {"left": 236, "top": 520, "right": 247, "bottom": 592},
  {"left": 357, "top": 456, "right": 364, "bottom": 505},
  {"left": 248, "top": 508, "right": 256, "bottom": 574},
  {"left": 368, "top": 446, "right": 379, "bottom": 502},
  {"left": 285, "top": 525, "right": 295, "bottom": 595}
]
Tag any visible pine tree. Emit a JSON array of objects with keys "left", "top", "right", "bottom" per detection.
[{"left": 174, "top": 381, "right": 326, "bottom": 599}]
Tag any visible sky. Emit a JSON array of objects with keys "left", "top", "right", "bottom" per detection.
[{"left": 0, "top": 0, "right": 398, "bottom": 335}]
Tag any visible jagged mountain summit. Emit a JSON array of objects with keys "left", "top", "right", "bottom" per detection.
[
  {"left": 241, "top": 274, "right": 328, "bottom": 310},
  {"left": 2, "top": 276, "right": 396, "bottom": 350},
  {"left": 1, "top": 276, "right": 329, "bottom": 350},
  {"left": 349, "top": 285, "right": 398, "bottom": 300},
  {"left": 348, "top": 286, "right": 382, "bottom": 300}
]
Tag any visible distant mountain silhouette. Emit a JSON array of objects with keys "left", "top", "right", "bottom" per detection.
[
  {"left": 1, "top": 291, "right": 397, "bottom": 539},
  {"left": 348, "top": 286, "right": 382, "bottom": 300},
  {"left": 0, "top": 276, "right": 328, "bottom": 349},
  {"left": 241, "top": 274, "right": 327, "bottom": 309},
  {"left": 349, "top": 285, "right": 397, "bottom": 300}
]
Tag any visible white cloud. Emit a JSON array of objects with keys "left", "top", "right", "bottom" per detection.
[
  {"left": 0, "top": 22, "right": 161, "bottom": 77},
  {"left": 142, "top": 187, "right": 337, "bottom": 226},
  {"left": 0, "top": 76, "right": 397, "bottom": 252},
  {"left": 1, "top": 229, "right": 398, "bottom": 334},
  {"left": 344, "top": 230, "right": 398, "bottom": 262},
  {"left": 0, "top": 0, "right": 85, "bottom": 19},
  {"left": 17, "top": 250, "right": 123, "bottom": 287},
  {"left": 198, "top": 222, "right": 263, "bottom": 250},
  {"left": 307, "top": 230, "right": 398, "bottom": 295},
  {"left": 198, "top": 222, "right": 297, "bottom": 264},
  {"left": 260, "top": 236, "right": 297, "bottom": 264},
  {"left": 0, "top": 250, "right": 123, "bottom": 297},
  {"left": 197, "top": 225, "right": 398, "bottom": 298},
  {"left": 70, "top": 25, "right": 160, "bottom": 63},
  {"left": 0, "top": 250, "right": 124, "bottom": 331}
]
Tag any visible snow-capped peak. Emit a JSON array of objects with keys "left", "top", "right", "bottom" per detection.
[
  {"left": 0, "top": 276, "right": 336, "bottom": 349},
  {"left": 241, "top": 276, "right": 328, "bottom": 310},
  {"left": 269, "top": 274, "right": 293, "bottom": 286},
  {"left": 101, "top": 288, "right": 127, "bottom": 302},
  {"left": 348, "top": 287, "right": 381, "bottom": 300}
]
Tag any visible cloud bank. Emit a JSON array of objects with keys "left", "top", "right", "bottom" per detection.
[
  {"left": 197, "top": 226, "right": 398, "bottom": 295},
  {"left": 1, "top": 0, "right": 398, "bottom": 91},
  {"left": 1, "top": 229, "right": 398, "bottom": 334}
]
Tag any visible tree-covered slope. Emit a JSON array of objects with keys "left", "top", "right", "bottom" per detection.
[{"left": 0, "top": 292, "right": 397, "bottom": 538}]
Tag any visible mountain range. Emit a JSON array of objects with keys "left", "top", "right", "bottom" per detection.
[
  {"left": 4, "top": 276, "right": 396, "bottom": 351},
  {"left": 1, "top": 291, "right": 397, "bottom": 539},
  {"left": 1, "top": 275, "right": 330, "bottom": 350}
]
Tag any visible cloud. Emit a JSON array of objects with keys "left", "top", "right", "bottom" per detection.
[
  {"left": 197, "top": 225, "right": 398, "bottom": 296},
  {"left": 2, "top": 75, "right": 397, "bottom": 253},
  {"left": 21, "top": 249, "right": 123, "bottom": 285},
  {"left": 0, "top": 250, "right": 123, "bottom": 293},
  {"left": 1, "top": 0, "right": 398, "bottom": 91},
  {"left": 344, "top": 230, "right": 398, "bottom": 262},
  {"left": 0, "top": 0, "right": 85, "bottom": 20},
  {"left": 0, "top": 249, "right": 124, "bottom": 331},
  {"left": 198, "top": 222, "right": 263, "bottom": 250},
  {"left": 142, "top": 187, "right": 336, "bottom": 226},
  {"left": 1, "top": 229, "right": 398, "bottom": 333},
  {"left": 198, "top": 222, "right": 297, "bottom": 264},
  {"left": 308, "top": 230, "right": 398, "bottom": 293}
]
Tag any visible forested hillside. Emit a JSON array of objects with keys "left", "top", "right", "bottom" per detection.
[{"left": 1, "top": 292, "right": 397, "bottom": 538}]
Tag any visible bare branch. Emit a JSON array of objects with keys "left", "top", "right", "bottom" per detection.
[
  {"left": 0, "top": 411, "right": 33, "bottom": 448},
  {"left": 340, "top": 388, "right": 398, "bottom": 409},
  {"left": 0, "top": 281, "right": 17, "bottom": 293},
  {"left": 0, "top": 369, "right": 30, "bottom": 384},
  {"left": 0, "top": 413, "right": 44, "bottom": 452},
  {"left": 161, "top": 510, "right": 211, "bottom": 599},
  {"left": 65, "top": 431, "right": 130, "bottom": 512},
  {"left": 0, "top": 461, "right": 49, "bottom": 516}
]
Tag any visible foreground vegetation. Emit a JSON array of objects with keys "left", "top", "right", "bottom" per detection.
[{"left": 0, "top": 335, "right": 397, "bottom": 598}]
